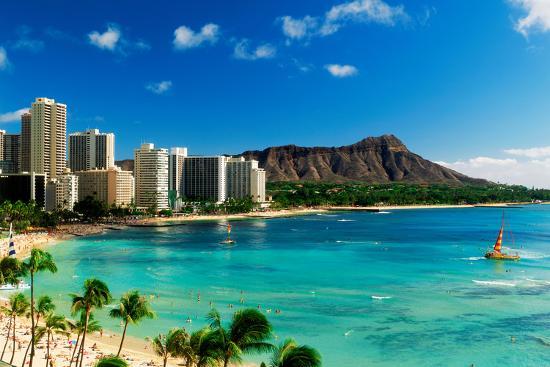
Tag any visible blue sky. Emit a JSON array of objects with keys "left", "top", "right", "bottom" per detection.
[{"left": 1, "top": 0, "right": 550, "bottom": 186}]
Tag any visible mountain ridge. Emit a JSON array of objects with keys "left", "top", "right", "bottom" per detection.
[{"left": 115, "top": 135, "right": 488, "bottom": 185}]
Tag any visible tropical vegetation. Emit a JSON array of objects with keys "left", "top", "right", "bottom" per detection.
[{"left": 268, "top": 182, "right": 550, "bottom": 208}]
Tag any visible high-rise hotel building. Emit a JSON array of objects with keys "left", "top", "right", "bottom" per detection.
[
  {"left": 20, "top": 112, "right": 32, "bottom": 172},
  {"left": 134, "top": 143, "right": 169, "bottom": 210},
  {"left": 226, "top": 157, "right": 266, "bottom": 202},
  {"left": 168, "top": 147, "right": 188, "bottom": 200},
  {"left": 181, "top": 156, "right": 228, "bottom": 203},
  {"left": 3, "top": 133, "right": 20, "bottom": 173},
  {"left": 69, "top": 129, "right": 115, "bottom": 172},
  {"left": 75, "top": 166, "right": 134, "bottom": 207},
  {"left": 46, "top": 170, "right": 79, "bottom": 211},
  {"left": 28, "top": 98, "right": 67, "bottom": 179}
]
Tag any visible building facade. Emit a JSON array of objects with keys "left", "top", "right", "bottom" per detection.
[
  {"left": 181, "top": 156, "right": 228, "bottom": 203},
  {"left": 69, "top": 129, "right": 115, "bottom": 172},
  {"left": 29, "top": 97, "right": 67, "bottom": 179},
  {"left": 45, "top": 171, "right": 79, "bottom": 211},
  {"left": 168, "top": 147, "right": 187, "bottom": 208},
  {"left": 2, "top": 133, "right": 20, "bottom": 173},
  {"left": 226, "top": 157, "right": 260, "bottom": 201},
  {"left": 20, "top": 112, "right": 31, "bottom": 172},
  {"left": 0, "top": 173, "right": 46, "bottom": 208},
  {"left": 251, "top": 168, "right": 266, "bottom": 203},
  {"left": 75, "top": 166, "right": 134, "bottom": 207},
  {"left": 134, "top": 144, "right": 169, "bottom": 210}
]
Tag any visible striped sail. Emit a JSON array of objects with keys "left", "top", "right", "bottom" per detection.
[
  {"left": 8, "top": 223, "right": 16, "bottom": 257},
  {"left": 493, "top": 226, "right": 503, "bottom": 253}
]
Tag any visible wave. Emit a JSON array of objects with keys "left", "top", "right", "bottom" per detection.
[
  {"left": 376, "top": 211, "right": 391, "bottom": 214},
  {"left": 460, "top": 257, "right": 485, "bottom": 261},
  {"left": 525, "top": 278, "right": 550, "bottom": 286},
  {"left": 472, "top": 280, "right": 516, "bottom": 287},
  {"left": 344, "top": 329, "right": 354, "bottom": 336},
  {"left": 371, "top": 295, "right": 392, "bottom": 300},
  {"left": 503, "top": 248, "right": 549, "bottom": 260},
  {"left": 337, "top": 219, "right": 356, "bottom": 222}
]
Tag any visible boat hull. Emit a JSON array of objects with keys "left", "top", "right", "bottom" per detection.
[{"left": 484, "top": 251, "right": 520, "bottom": 261}]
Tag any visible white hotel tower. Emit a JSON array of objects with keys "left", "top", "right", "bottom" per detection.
[
  {"left": 69, "top": 129, "right": 115, "bottom": 172},
  {"left": 134, "top": 143, "right": 169, "bottom": 210}
]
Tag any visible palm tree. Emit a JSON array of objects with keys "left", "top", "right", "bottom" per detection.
[
  {"left": 21, "top": 295, "right": 56, "bottom": 366},
  {"left": 70, "top": 278, "right": 111, "bottom": 367},
  {"left": 208, "top": 308, "right": 274, "bottom": 367},
  {"left": 0, "top": 293, "right": 30, "bottom": 364},
  {"left": 37, "top": 313, "right": 69, "bottom": 364},
  {"left": 268, "top": 339, "right": 321, "bottom": 367},
  {"left": 23, "top": 248, "right": 57, "bottom": 367},
  {"left": 94, "top": 356, "right": 129, "bottom": 367},
  {"left": 68, "top": 313, "right": 102, "bottom": 367},
  {"left": 0, "top": 257, "right": 26, "bottom": 286},
  {"left": 109, "top": 290, "right": 155, "bottom": 356},
  {"left": 150, "top": 328, "right": 188, "bottom": 367},
  {"left": 189, "top": 327, "right": 220, "bottom": 367}
]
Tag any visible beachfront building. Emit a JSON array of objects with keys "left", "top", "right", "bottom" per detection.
[
  {"left": 251, "top": 167, "right": 266, "bottom": 203},
  {"left": 134, "top": 143, "right": 169, "bottom": 210},
  {"left": 45, "top": 170, "right": 79, "bottom": 211},
  {"left": 181, "top": 156, "right": 228, "bottom": 203},
  {"left": 20, "top": 112, "right": 31, "bottom": 172},
  {"left": 0, "top": 172, "right": 46, "bottom": 208},
  {"left": 2, "top": 133, "right": 20, "bottom": 173},
  {"left": 75, "top": 166, "right": 134, "bottom": 207},
  {"left": 27, "top": 97, "right": 67, "bottom": 179},
  {"left": 168, "top": 147, "right": 188, "bottom": 209},
  {"left": 69, "top": 129, "right": 115, "bottom": 172},
  {"left": 226, "top": 157, "right": 266, "bottom": 202}
]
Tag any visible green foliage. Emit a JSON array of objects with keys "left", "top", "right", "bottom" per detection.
[
  {"left": 74, "top": 196, "right": 108, "bottom": 221},
  {"left": 269, "top": 338, "right": 322, "bottom": 367},
  {"left": 70, "top": 278, "right": 112, "bottom": 315},
  {"left": 268, "top": 182, "right": 550, "bottom": 208},
  {"left": 94, "top": 356, "right": 129, "bottom": 367},
  {"left": 0, "top": 257, "right": 26, "bottom": 285},
  {"left": 159, "top": 209, "right": 173, "bottom": 217}
]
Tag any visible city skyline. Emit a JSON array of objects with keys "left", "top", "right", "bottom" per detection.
[{"left": 1, "top": 1, "right": 550, "bottom": 187}]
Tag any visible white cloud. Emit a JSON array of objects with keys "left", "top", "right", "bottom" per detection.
[
  {"left": 173, "top": 23, "right": 220, "bottom": 50},
  {"left": 324, "top": 64, "right": 358, "bottom": 77},
  {"left": 279, "top": 0, "right": 408, "bottom": 41},
  {"left": 0, "top": 108, "right": 29, "bottom": 123},
  {"left": 13, "top": 25, "right": 44, "bottom": 52},
  {"left": 146, "top": 80, "right": 173, "bottom": 95},
  {"left": 0, "top": 47, "right": 8, "bottom": 70},
  {"left": 322, "top": 0, "right": 409, "bottom": 35},
  {"left": 437, "top": 156, "right": 550, "bottom": 188},
  {"left": 510, "top": 0, "right": 550, "bottom": 36},
  {"left": 280, "top": 15, "right": 319, "bottom": 41},
  {"left": 504, "top": 146, "right": 550, "bottom": 158},
  {"left": 88, "top": 25, "right": 121, "bottom": 50},
  {"left": 234, "top": 40, "right": 277, "bottom": 60}
]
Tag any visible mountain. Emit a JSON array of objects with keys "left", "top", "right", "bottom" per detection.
[
  {"left": 239, "top": 134, "right": 487, "bottom": 185},
  {"left": 115, "top": 159, "right": 134, "bottom": 172}
]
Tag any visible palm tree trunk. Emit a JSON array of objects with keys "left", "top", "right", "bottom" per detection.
[
  {"left": 22, "top": 339, "right": 31, "bottom": 367},
  {"left": 22, "top": 313, "right": 41, "bottom": 367},
  {"left": 45, "top": 332, "right": 51, "bottom": 367},
  {"left": 30, "top": 271, "right": 35, "bottom": 367},
  {"left": 9, "top": 315, "right": 16, "bottom": 364},
  {"left": 68, "top": 332, "right": 81, "bottom": 367},
  {"left": 78, "top": 309, "right": 90, "bottom": 367},
  {"left": 116, "top": 320, "right": 128, "bottom": 356},
  {"left": 74, "top": 339, "right": 83, "bottom": 367},
  {"left": 163, "top": 355, "right": 168, "bottom": 367},
  {"left": 1, "top": 315, "right": 12, "bottom": 359}
]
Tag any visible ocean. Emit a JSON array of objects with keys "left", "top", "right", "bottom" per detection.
[{"left": 35, "top": 206, "right": 550, "bottom": 366}]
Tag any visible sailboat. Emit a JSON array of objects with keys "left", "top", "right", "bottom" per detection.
[
  {"left": 219, "top": 224, "right": 236, "bottom": 245},
  {"left": 1, "top": 223, "right": 31, "bottom": 290},
  {"left": 484, "top": 213, "right": 520, "bottom": 261}
]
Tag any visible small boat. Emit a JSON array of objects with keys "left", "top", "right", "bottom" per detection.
[
  {"left": 0, "top": 281, "right": 31, "bottom": 291},
  {"left": 484, "top": 213, "right": 520, "bottom": 261},
  {"left": 219, "top": 224, "right": 236, "bottom": 245}
]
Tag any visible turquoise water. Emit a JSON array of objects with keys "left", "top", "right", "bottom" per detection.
[{"left": 35, "top": 206, "right": 550, "bottom": 366}]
